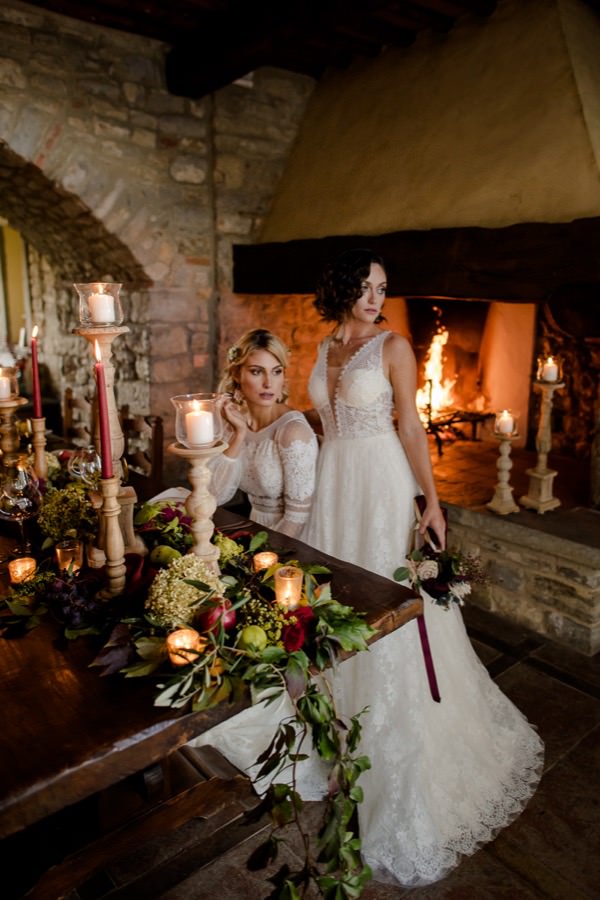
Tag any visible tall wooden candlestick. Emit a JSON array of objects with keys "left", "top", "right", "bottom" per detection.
[
  {"left": 487, "top": 433, "right": 519, "bottom": 516},
  {"left": 168, "top": 440, "right": 227, "bottom": 574},
  {"left": 520, "top": 380, "right": 565, "bottom": 514}
]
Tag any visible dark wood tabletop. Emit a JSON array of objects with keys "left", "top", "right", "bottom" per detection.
[{"left": 0, "top": 508, "right": 421, "bottom": 842}]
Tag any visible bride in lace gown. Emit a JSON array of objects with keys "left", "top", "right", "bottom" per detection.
[
  {"left": 208, "top": 328, "right": 318, "bottom": 539},
  {"left": 302, "top": 248, "right": 544, "bottom": 886}
]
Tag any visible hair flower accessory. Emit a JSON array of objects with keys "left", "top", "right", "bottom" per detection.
[{"left": 227, "top": 345, "right": 241, "bottom": 362}]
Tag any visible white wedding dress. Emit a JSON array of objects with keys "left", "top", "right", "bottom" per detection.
[
  {"left": 208, "top": 409, "right": 318, "bottom": 538},
  {"left": 300, "top": 331, "right": 544, "bottom": 886}
]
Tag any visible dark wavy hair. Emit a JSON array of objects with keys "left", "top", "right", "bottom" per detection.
[{"left": 314, "top": 248, "right": 387, "bottom": 323}]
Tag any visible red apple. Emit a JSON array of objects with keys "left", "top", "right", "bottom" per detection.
[{"left": 197, "top": 596, "right": 236, "bottom": 632}]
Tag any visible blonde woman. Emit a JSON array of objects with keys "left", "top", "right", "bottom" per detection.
[{"left": 210, "top": 328, "right": 318, "bottom": 538}]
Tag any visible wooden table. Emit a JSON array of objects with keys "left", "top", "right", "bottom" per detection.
[{"left": 0, "top": 509, "right": 421, "bottom": 896}]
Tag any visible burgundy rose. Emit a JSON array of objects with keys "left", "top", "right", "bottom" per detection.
[{"left": 281, "top": 606, "right": 315, "bottom": 652}]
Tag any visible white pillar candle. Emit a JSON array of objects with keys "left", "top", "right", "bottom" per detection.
[
  {"left": 496, "top": 409, "right": 514, "bottom": 434},
  {"left": 541, "top": 357, "right": 558, "bottom": 382},
  {"left": 185, "top": 406, "right": 214, "bottom": 444},
  {"left": 88, "top": 292, "right": 115, "bottom": 324},
  {"left": 17, "top": 327, "right": 26, "bottom": 349},
  {"left": 0, "top": 376, "right": 11, "bottom": 399}
]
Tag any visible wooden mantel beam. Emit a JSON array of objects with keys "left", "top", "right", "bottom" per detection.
[{"left": 233, "top": 217, "right": 600, "bottom": 302}]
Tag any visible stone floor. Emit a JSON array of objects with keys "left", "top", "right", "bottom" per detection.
[
  {"left": 69, "top": 438, "right": 599, "bottom": 899},
  {"left": 74, "top": 599, "right": 599, "bottom": 900}
]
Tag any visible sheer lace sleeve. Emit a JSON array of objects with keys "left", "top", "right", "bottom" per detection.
[
  {"left": 273, "top": 416, "right": 318, "bottom": 538},
  {"left": 207, "top": 428, "right": 243, "bottom": 505}
]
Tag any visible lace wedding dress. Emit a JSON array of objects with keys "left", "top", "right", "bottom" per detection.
[
  {"left": 301, "top": 331, "right": 544, "bottom": 886},
  {"left": 208, "top": 409, "right": 318, "bottom": 538}
]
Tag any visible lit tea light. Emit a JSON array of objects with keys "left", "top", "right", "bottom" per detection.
[
  {"left": 253, "top": 551, "right": 279, "bottom": 573},
  {"left": 274, "top": 565, "right": 303, "bottom": 611},
  {"left": 55, "top": 539, "right": 84, "bottom": 574},
  {"left": 166, "top": 627, "right": 206, "bottom": 667},
  {"left": 495, "top": 409, "right": 515, "bottom": 435},
  {"left": 185, "top": 400, "right": 214, "bottom": 444},
  {"left": 8, "top": 557, "right": 37, "bottom": 584}
]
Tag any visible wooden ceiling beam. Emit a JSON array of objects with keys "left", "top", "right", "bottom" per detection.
[{"left": 232, "top": 218, "right": 600, "bottom": 302}]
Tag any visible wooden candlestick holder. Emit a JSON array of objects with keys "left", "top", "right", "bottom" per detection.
[
  {"left": 30, "top": 416, "right": 47, "bottom": 481},
  {"left": 520, "top": 381, "right": 565, "bottom": 514},
  {"left": 487, "top": 433, "right": 520, "bottom": 516},
  {"left": 97, "top": 475, "right": 126, "bottom": 597},
  {"left": 168, "top": 440, "right": 227, "bottom": 574},
  {"left": 0, "top": 396, "right": 28, "bottom": 468}
]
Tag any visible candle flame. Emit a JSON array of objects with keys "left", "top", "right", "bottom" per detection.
[
  {"left": 191, "top": 399, "right": 201, "bottom": 411},
  {"left": 31, "top": 325, "right": 39, "bottom": 340},
  {"left": 94, "top": 339, "right": 102, "bottom": 362},
  {"left": 546, "top": 356, "right": 554, "bottom": 364}
]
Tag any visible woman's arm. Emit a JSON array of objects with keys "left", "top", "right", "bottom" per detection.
[
  {"left": 273, "top": 416, "right": 318, "bottom": 538},
  {"left": 385, "top": 333, "right": 447, "bottom": 550}
]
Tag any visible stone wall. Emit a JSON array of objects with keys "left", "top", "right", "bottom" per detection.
[
  {"left": 448, "top": 505, "right": 600, "bottom": 655},
  {"left": 0, "top": 0, "right": 314, "bottom": 476}
]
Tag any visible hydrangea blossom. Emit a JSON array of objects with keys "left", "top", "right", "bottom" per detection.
[{"left": 145, "top": 554, "right": 224, "bottom": 629}]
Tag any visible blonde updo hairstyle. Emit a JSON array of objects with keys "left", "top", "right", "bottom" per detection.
[{"left": 220, "top": 328, "right": 290, "bottom": 403}]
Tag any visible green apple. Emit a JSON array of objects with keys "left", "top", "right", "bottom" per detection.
[
  {"left": 238, "top": 625, "right": 268, "bottom": 652},
  {"left": 149, "top": 545, "right": 182, "bottom": 567}
]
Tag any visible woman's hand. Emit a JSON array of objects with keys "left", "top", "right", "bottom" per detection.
[
  {"left": 219, "top": 396, "right": 248, "bottom": 435},
  {"left": 419, "top": 501, "right": 447, "bottom": 551}
]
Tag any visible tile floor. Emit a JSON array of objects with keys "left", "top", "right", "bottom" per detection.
[{"left": 78, "top": 439, "right": 600, "bottom": 899}]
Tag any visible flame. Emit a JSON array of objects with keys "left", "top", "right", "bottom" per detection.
[{"left": 416, "top": 328, "right": 457, "bottom": 422}]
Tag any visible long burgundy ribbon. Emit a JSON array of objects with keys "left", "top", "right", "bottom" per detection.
[{"left": 417, "top": 613, "right": 441, "bottom": 702}]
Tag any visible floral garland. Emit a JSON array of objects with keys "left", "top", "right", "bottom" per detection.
[{"left": 0, "top": 497, "right": 377, "bottom": 898}]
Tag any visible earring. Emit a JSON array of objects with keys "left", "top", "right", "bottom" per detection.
[{"left": 233, "top": 387, "right": 243, "bottom": 405}]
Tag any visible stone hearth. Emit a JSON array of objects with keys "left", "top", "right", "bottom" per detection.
[{"left": 436, "top": 441, "right": 600, "bottom": 656}]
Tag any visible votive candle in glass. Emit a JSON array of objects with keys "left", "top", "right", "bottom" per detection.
[
  {"left": 166, "top": 627, "right": 206, "bottom": 667},
  {"left": 274, "top": 566, "right": 303, "bottom": 611},
  {"left": 55, "top": 539, "right": 84, "bottom": 574},
  {"left": 494, "top": 409, "right": 516, "bottom": 436},
  {"left": 8, "top": 557, "right": 37, "bottom": 584},
  {"left": 253, "top": 551, "right": 279, "bottom": 573},
  {"left": 171, "top": 393, "right": 222, "bottom": 449},
  {"left": 537, "top": 355, "right": 561, "bottom": 383},
  {"left": 0, "top": 366, "right": 19, "bottom": 400}
]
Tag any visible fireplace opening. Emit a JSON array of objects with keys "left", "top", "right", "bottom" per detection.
[{"left": 401, "top": 298, "right": 537, "bottom": 451}]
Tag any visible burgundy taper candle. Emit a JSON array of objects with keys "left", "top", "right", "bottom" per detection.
[
  {"left": 31, "top": 325, "right": 42, "bottom": 418},
  {"left": 94, "top": 340, "right": 113, "bottom": 479}
]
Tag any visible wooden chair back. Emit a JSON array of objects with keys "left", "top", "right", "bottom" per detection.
[
  {"left": 62, "top": 387, "right": 93, "bottom": 447},
  {"left": 120, "top": 406, "right": 165, "bottom": 502}
]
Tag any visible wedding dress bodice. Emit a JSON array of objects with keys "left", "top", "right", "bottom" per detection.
[
  {"left": 208, "top": 410, "right": 317, "bottom": 538},
  {"left": 308, "top": 331, "right": 395, "bottom": 440}
]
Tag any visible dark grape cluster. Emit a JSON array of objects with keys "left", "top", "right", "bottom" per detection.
[{"left": 46, "top": 575, "right": 105, "bottom": 629}]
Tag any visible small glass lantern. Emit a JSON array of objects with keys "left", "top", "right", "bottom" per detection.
[
  {"left": 166, "top": 627, "right": 206, "bottom": 667},
  {"left": 274, "top": 566, "right": 303, "bottom": 610},
  {"left": 74, "top": 282, "right": 124, "bottom": 327},
  {"left": 494, "top": 408, "right": 518, "bottom": 437},
  {"left": 171, "top": 393, "right": 223, "bottom": 448},
  {"left": 0, "top": 366, "right": 19, "bottom": 400},
  {"left": 536, "top": 355, "right": 562, "bottom": 383}
]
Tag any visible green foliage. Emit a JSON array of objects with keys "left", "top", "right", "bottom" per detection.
[{"left": 37, "top": 482, "right": 98, "bottom": 546}]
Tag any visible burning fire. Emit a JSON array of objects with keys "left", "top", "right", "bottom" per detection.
[{"left": 416, "top": 328, "right": 457, "bottom": 423}]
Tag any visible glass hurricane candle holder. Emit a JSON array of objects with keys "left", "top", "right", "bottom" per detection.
[
  {"left": 0, "top": 366, "right": 19, "bottom": 401},
  {"left": 74, "top": 282, "right": 124, "bottom": 327},
  {"left": 274, "top": 565, "right": 303, "bottom": 611},
  {"left": 536, "top": 355, "right": 562, "bottom": 383},
  {"left": 171, "top": 393, "right": 223, "bottom": 448},
  {"left": 493, "top": 409, "right": 518, "bottom": 437}
]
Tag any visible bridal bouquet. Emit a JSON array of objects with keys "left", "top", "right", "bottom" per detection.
[{"left": 394, "top": 542, "right": 485, "bottom": 609}]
